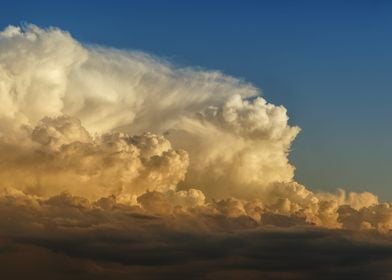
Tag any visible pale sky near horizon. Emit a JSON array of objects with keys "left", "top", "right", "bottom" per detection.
[{"left": 1, "top": 0, "right": 392, "bottom": 199}]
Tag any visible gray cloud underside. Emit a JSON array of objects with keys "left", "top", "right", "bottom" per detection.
[{"left": 0, "top": 193, "right": 392, "bottom": 279}]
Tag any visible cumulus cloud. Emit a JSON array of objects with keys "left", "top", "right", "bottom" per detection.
[
  {"left": 0, "top": 115, "right": 189, "bottom": 200},
  {"left": 0, "top": 24, "right": 392, "bottom": 279},
  {"left": 0, "top": 24, "right": 299, "bottom": 201},
  {"left": 0, "top": 23, "right": 388, "bottom": 228}
]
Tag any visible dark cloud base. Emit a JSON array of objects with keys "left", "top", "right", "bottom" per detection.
[
  {"left": 1, "top": 227, "right": 392, "bottom": 280},
  {"left": 0, "top": 192, "right": 391, "bottom": 279}
]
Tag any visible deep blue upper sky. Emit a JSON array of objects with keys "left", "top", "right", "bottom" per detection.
[{"left": 2, "top": 0, "right": 392, "bottom": 199}]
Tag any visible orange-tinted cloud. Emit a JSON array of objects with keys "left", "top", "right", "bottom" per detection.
[{"left": 0, "top": 24, "right": 392, "bottom": 279}]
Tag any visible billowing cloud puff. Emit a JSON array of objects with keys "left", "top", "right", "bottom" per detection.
[
  {"left": 0, "top": 24, "right": 392, "bottom": 279},
  {"left": 0, "top": 115, "right": 189, "bottom": 200},
  {"left": 32, "top": 115, "right": 92, "bottom": 150},
  {"left": 171, "top": 94, "right": 300, "bottom": 199}
]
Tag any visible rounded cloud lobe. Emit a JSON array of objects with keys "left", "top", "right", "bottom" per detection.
[{"left": 0, "top": 25, "right": 391, "bottom": 279}]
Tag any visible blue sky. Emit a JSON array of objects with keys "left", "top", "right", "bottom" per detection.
[{"left": 2, "top": 0, "right": 392, "bottom": 199}]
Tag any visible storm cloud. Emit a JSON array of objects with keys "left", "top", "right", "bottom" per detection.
[{"left": 0, "top": 24, "right": 392, "bottom": 279}]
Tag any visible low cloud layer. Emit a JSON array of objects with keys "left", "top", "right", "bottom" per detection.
[
  {"left": 0, "top": 24, "right": 392, "bottom": 279},
  {"left": 1, "top": 191, "right": 392, "bottom": 279}
]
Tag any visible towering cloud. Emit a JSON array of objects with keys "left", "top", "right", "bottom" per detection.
[
  {"left": 0, "top": 23, "right": 388, "bottom": 228},
  {"left": 0, "top": 24, "right": 300, "bottom": 200},
  {"left": 0, "top": 24, "right": 392, "bottom": 279}
]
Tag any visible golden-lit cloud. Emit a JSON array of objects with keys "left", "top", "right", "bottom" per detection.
[{"left": 0, "top": 24, "right": 392, "bottom": 279}]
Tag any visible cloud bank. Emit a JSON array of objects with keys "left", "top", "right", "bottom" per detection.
[{"left": 0, "top": 24, "right": 392, "bottom": 279}]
